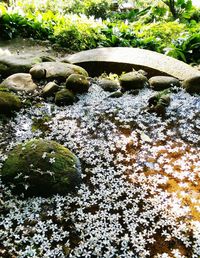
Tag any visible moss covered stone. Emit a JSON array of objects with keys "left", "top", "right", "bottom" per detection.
[
  {"left": 99, "top": 78, "right": 120, "bottom": 92},
  {"left": 0, "top": 91, "right": 21, "bottom": 114},
  {"left": 120, "top": 71, "right": 148, "bottom": 91},
  {"left": 55, "top": 89, "right": 76, "bottom": 106},
  {"left": 66, "top": 74, "right": 89, "bottom": 94},
  {"left": 149, "top": 76, "right": 180, "bottom": 91},
  {"left": 30, "top": 62, "right": 88, "bottom": 81},
  {"left": 182, "top": 76, "right": 200, "bottom": 94},
  {"left": 0, "top": 139, "right": 81, "bottom": 196}
]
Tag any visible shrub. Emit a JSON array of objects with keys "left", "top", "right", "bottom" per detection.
[{"left": 0, "top": 12, "right": 52, "bottom": 39}]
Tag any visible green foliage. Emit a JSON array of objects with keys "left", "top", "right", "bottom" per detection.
[
  {"left": 0, "top": 11, "right": 52, "bottom": 39},
  {"left": 161, "top": 0, "right": 193, "bottom": 19},
  {"left": 53, "top": 14, "right": 106, "bottom": 50},
  {"left": 84, "top": 0, "right": 111, "bottom": 19},
  {"left": 0, "top": 1, "right": 199, "bottom": 64},
  {"left": 166, "top": 33, "right": 200, "bottom": 63}
]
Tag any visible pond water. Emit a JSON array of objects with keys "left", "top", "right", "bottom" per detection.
[{"left": 0, "top": 83, "right": 200, "bottom": 257}]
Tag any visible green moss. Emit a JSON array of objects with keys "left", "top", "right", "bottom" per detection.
[
  {"left": 0, "top": 86, "right": 10, "bottom": 92},
  {"left": 66, "top": 74, "right": 89, "bottom": 93},
  {"left": 1, "top": 139, "right": 81, "bottom": 196},
  {"left": 55, "top": 89, "right": 76, "bottom": 106},
  {"left": 0, "top": 91, "right": 21, "bottom": 115},
  {"left": 31, "top": 116, "right": 51, "bottom": 133}
]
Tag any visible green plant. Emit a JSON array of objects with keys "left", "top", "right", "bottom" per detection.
[
  {"left": 166, "top": 33, "right": 200, "bottom": 63},
  {"left": 84, "top": 0, "right": 111, "bottom": 19},
  {"left": 161, "top": 0, "right": 193, "bottom": 19},
  {"left": 0, "top": 12, "right": 52, "bottom": 39}
]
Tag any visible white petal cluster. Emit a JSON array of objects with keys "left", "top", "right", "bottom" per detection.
[{"left": 0, "top": 85, "right": 199, "bottom": 257}]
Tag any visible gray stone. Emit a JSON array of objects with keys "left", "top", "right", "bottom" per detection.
[
  {"left": 149, "top": 76, "right": 180, "bottom": 91},
  {"left": 182, "top": 76, "right": 200, "bottom": 94},
  {"left": 1, "top": 73, "right": 37, "bottom": 92},
  {"left": 55, "top": 89, "right": 76, "bottom": 106},
  {"left": 0, "top": 53, "right": 42, "bottom": 77},
  {"left": 67, "top": 47, "right": 200, "bottom": 80},
  {"left": 30, "top": 62, "right": 88, "bottom": 80},
  {"left": 42, "top": 81, "right": 59, "bottom": 97},
  {"left": 66, "top": 74, "right": 89, "bottom": 94},
  {"left": 99, "top": 79, "right": 120, "bottom": 92},
  {"left": 120, "top": 71, "right": 148, "bottom": 90}
]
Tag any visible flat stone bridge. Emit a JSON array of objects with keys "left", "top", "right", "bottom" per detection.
[{"left": 67, "top": 47, "right": 200, "bottom": 80}]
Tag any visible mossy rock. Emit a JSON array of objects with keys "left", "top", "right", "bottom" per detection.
[
  {"left": 66, "top": 74, "right": 89, "bottom": 94},
  {"left": 149, "top": 76, "right": 180, "bottom": 91},
  {"left": 99, "top": 78, "right": 120, "bottom": 92},
  {"left": 148, "top": 89, "right": 171, "bottom": 116},
  {"left": 0, "top": 139, "right": 81, "bottom": 196},
  {"left": 0, "top": 91, "right": 21, "bottom": 115},
  {"left": 55, "top": 89, "right": 76, "bottom": 106},
  {"left": 42, "top": 81, "right": 60, "bottom": 98},
  {"left": 120, "top": 71, "right": 148, "bottom": 91},
  {"left": 182, "top": 76, "right": 200, "bottom": 94},
  {"left": 30, "top": 62, "right": 88, "bottom": 81}
]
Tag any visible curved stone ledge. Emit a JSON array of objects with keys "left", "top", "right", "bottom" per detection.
[{"left": 67, "top": 47, "right": 200, "bottom": 80}]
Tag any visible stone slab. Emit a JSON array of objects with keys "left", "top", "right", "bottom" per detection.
[{"left": 66, "top": 47, "right": 200, "bottom": 80}]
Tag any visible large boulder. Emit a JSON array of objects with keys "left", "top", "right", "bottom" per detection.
[
  {"left": 30, "top": 62, "right": 88, "bottom": 81},
  {"left": 0, "top": 53, "right": 42, "bottom": 77},
  {"left": 1, "top": 73, "right": 37, "bottom": 92},
  {"left": 149, "top": 76, "right": 180, "bottom": 91},
  {"left": 55, "top": 89, "right": 76, "bottom": 106},
  {"left": 120, "top": 71, "right": 148, "bottom": 90},
  {"left": 0, "top": 91, "right": 21, "bottom": 114},
  {"left": 182, "top": 76, "right": 200, "bottom": 94},
  {"left": 66, "top": 74, "right": 90, "bottom": 94},
  {"left": 0, "top": 139, "right": 81, "bottom": 196}
]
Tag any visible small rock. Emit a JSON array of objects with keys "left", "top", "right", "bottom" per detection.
[
  {"left": 0, "top": 139, "right": 81, "bottom": 196},
  {"left": 119, "top": 71, "right": 148, "bottom": 91},
  {"left": 99, "top": 79, "right": 120, "bottom": 92},
  {"left": 148, "top": 90, "right": 170, "bottom": 116},
  {"left": 149, "top": 76, "right": 180, "bottom": 91},
  {"left": 108, "top": 91, "right": 123, "bottom": 98},
  {"left": 1, "top": 73, "right": 37, "bottom": 92},
  {"left": 42, "top": 81, "right": 59, "bottom": 97},
  {"left": 55, "top": 89, "right": 76, "bottom": 106},
  {"left": 182, "top": 76, "right": 200, "bottom": 94},
  {"left": 0, "top": 91, "right": 21, "bottom": 114},
  {"left": 66, "top": 74, "right": 89, "bottom": 94}
]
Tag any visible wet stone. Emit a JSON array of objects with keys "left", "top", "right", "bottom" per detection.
[
  {"left": 149, "top": 76, "right": 180, "bottom": 91},
  {"left": 55, "top": 89, "right": 76, "bottom": 106},
  {"left": 66, "top": 74, "right": 90, "bottom": 94},
  {"left": 99, "top": 78, "right": 120, "bottom": 92},
  {"left": 0, "top": 139, "right": 81, "bottom": 197},
  {"left": 1, "top": 73, "right": 37, "bottom": 92},
  {"left": 182, "top": 76, "right": 200, "bottom": 94},
  {"left": 42, "top": 81, "right": 60, "bottom": 98},
  {"left": 120, "top": 71, "right": 149, "bottom": 91}
]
